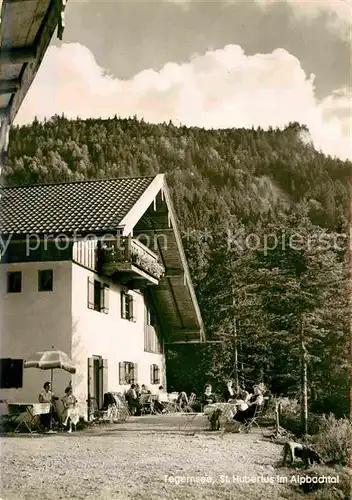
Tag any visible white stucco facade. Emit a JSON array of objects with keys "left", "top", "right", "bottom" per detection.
[
  {"left": 0, "top": 260, "right": 166, "bottom": 419},
  {"left": 0, "top": 261, "right": 72, "bottom": 404},
  {"left": 71, "top": 262, "right": 166, "bottom": 418}
]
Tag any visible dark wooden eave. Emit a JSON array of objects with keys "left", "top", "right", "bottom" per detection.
[
  {"left": 131, "top": 176, "right": 205, "bottom": 344},
  {"left": 0, "top": 0, "right": 67, "bottom": 125}
]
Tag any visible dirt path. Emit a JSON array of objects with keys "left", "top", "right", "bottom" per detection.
[{"left": 0, "top": 416, "right": 302, "bottom": 500}]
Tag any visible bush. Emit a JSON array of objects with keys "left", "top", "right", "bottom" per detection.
[
  {"left": 297, "top": 465, "right": 350, "bottom": 499},
  {"left": 279, "top": 399, "right": 323, "bottom": 437},
  {"left": 312, "top": 414, "right": 352, "bottom": 467},
  {"left": 310, "top": 394, "right": 348, "bottom": 419}
]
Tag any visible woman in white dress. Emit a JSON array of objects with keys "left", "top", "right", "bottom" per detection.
[{"left": 62, "top": 387, "right": 79, "bottom": 433}]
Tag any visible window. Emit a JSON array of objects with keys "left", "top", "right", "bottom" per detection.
[
  {"left": 144, "top": 325, "right": 163, "bottom": 354},
  {"left": 121, "top": 292, "right": 136, "bottom": 321},
  {"left": 7, "top": 271, "right": 21, "bottom": 293},
  {"left": 38, "top": 269, "right": 53, "bottom": 291},
  {"left": 0, "top": 359, "right": 23, "bottom": 388},
  {"left": 119, "top": 361, "right": 137, "bottom": 385},
  {"left": 150, "top": 364, "right": 160, "bottom": 385},
  {"left": 144, "top": 304, "right": 163, "bottom": 354},
  {"left": 94, "top": 280, "right": 101, "bottom": 310},
  {"left": 87, "top": 277, "right": 109, "bottom": 313},
  {"left": 147, "top": 306, "right": 156, "bottom": 327}
]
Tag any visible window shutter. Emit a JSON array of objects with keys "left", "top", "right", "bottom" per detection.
[
  {"left": 87, "top": 277, "right": 94, "bottom": 309},
  {"left": 121, "top": 292, "right": 126, "bottom": 319},
  {"left": 134, "top": 363, "right": 138, "bottom": 385},
  {"left": 130, "top": 296, "right": 136, "bottom": 322},
  {"left": 87, "top": 357, "right": 94, "bottom": 405},
  {"left": 119, "top": 362, "right": 125, "bottom": 385},
  {"left": 150, "top": 364, "right": 154, "bottom": 384},
  {"left": 156, "top": 365, "right": 160, "bottom": 384},
  {"left": 102, "top": 358, "right": 108, "bottom": 395},
  {"left": 100, "top": 283, "right": 104, "bottom": 312},
  {"left": 124, "top": 361, "right": 132, "bottom": 384},
  {"left": 127, "top": 294, "right": 132, "bottom": 320},
  {"left": 102, "top": 285, "right": 109, "bottom": 314}
]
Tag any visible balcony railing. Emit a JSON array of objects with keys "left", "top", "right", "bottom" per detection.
[{"left": 98, "top": 236, "right": 165, "bottom": 281}]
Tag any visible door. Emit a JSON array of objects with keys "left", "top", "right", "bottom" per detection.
[
  {"left": 88, "top": 356, "right": 108, "bottom": 415},
  {"left": 93, "top": 357, "right": 101, "bottom": 407}
]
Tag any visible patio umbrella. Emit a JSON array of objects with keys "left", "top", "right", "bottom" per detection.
[
  {"left": 24, "top": 350, "right": 76, "bottom": 373},
  {"left": 24, "top": 349, "right": 76, "bottom": 431}
]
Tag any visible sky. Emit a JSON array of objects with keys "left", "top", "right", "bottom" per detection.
[{"left": 15, "top": 0, "right": 352, "bottom": 160}]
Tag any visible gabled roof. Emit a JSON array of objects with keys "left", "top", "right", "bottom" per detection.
[
  {"left": 0, "top": 177, "right": 155, "bottom": 235},
  {"left": 0, "top": 0, "right": 66, "bottom": 124},
  {"left": 1, "top": 174, "right": 205, "bottom": 343}
]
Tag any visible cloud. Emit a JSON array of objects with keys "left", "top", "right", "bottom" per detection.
[
  {"left": 169, "top": 0, "right": 351, "bottom": 37},
  {"left": 244, "top": 0, "right": 350, "bottom": 17},
  {"left": 16, "top": 43, "right": 351, "bottom": 160},
  {"left": 171, "top": 0, "right": 351, "bottom": 19},
  {"left": 253, "top": 0, "right": 351, "bottom": 37}
]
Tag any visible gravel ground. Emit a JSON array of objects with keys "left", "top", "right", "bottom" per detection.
[{"left": 0, "top": 415, "right": 302, "bottom": 500}]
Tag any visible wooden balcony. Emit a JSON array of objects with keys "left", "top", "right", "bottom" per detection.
[{"left": 97, "top": 236, "right": 165, "bottom": 287}]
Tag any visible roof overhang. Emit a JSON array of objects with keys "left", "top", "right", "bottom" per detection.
[
  {"left": 0, "top": 172, "right": 205, "bottom": 344},
  {"left": 0, "top": 0, "right": 66, "bottom": 126},
  {"left": 120, "top": 174, "right": 205, "bottom": 344}
]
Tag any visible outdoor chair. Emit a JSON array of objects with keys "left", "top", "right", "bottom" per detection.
[
  {"left": 6, "top": 403, "right": 27, "bottom": 432},
  {"left": 177, "top": 395, "right": 199, "bottom": 430},
  {"left": 88, "top": 398, "right": 110, "bottom": 424},
  {"left": 183, "top": 393, "right": 197, "bottom": 413},
  {"left": 152, "top": 400, "right": 168, "bottom": 414},
  {"left": 240, "top": 403, "right": 265, "bottom": 433},
  {"left": 179, "top": 411, "right": 198, "bottom": 431},
  {"left": 108, "top": 392, "right": 130, "bottom": 421},
  {"left": 140, "top": 394, "right": 155, "bottom": 415},
  {"left": 88, "top": 398, "right": 120, "bottom": 424}
]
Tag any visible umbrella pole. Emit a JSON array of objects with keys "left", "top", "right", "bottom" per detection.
[{"left": 50, "top": 368, "right": 53, "bottom": 430}]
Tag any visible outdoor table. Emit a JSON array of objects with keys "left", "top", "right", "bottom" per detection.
[{"left": 204, "top": 402, "right": 238, "bottom": 421}]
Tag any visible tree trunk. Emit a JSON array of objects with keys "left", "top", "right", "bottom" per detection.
[
  {"left": 232, "top": 287, "right": 239, "bottom": 394},
  {"left": 240, "top": 341, "right": 245, "bottom": 389},
  {"left": 233, "top": 318, "right": 239, "bottom": 394},
  {"left": 300, "top": 318, "right": 308, "bottom": 436},
  {"left": 275, "top": 402, "right": 281, "bottom": 435}
]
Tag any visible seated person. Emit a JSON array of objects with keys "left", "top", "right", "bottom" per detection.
[
  {"left": 141, "top": 384, "right": 151, "bottom": 395},
  {"left": 62, "top": 387, "right": 79, "bottom": 433},
  {"left": 202, "top": 384, "right": 218, "bottom": 416},
  {"left": 223, "top": 380, "right": 235, "bottom": 402},
  {"left": 125, "top": 384, "right": 141, "bottom": 416},
  {"left": 234, "top": 388, "right": 251, "bottom": 411},
  {"left": 139, "top": 386, "right": 152, "bottom": 407},
  {"left": 154, "top": 385, "right": 169, "bottom": 413},
  {"left": 202, "top": 384, "right": 217, "bottom": 406},
  {"left": 233, "top": 383, "right": 265, "bottom": 422}
]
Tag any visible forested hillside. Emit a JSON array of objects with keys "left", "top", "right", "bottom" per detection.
[{"left": 4, "top": 115, "right": 351, "bottom": 416}]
